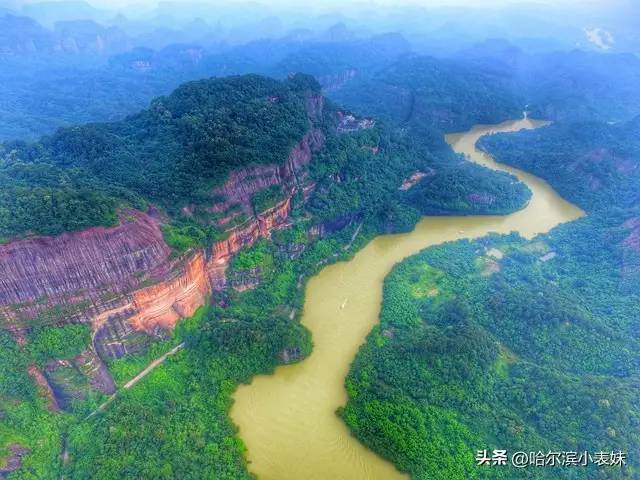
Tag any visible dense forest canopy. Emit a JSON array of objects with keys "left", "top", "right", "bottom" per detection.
[
  {"left": 343, "top": 110, "right": 640, "bottom": 479},
  {"left": 12, "top": 74, "right": 310, "bottom": 207},
  {"left": 0, "top": 74, "right": 314, "bottom": 239},
  {"left": 331, "top": 55, "right": 524, "bottom": 133},
  {"left": 478, "top": 117, "right": 640, "bottom": 213},
  {"left": 2, "top": 3, "right": 639, "bottom": 479},
  {"left": 344, "top": 215, "right": 640, "bottom": 479}
]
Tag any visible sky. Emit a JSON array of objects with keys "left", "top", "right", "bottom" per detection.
[
  {"left": 2, "top": 0, "right": 626, "bottom": 20},
  {"left": 101, "top": 0, "right": 590, "bottom": 6},
  {"left": 4, "top": 0, "right": 600, "bottom": 8}
]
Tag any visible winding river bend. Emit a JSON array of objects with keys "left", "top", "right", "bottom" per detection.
[{"left": 231, "top": 117, "right": 585, "bottom": 480}]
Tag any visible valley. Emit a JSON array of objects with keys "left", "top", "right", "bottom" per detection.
[
  {"left": 231, "top": 117, "right": 583, "bottom": 479},
  {"left": 1, "top": 3, "right": 639, "bottom": 478}
]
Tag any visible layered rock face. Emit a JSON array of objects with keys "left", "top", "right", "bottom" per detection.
[
  {"left": 43, "top": 348, "right": 116, "bottom": 409},
  {"left": 86, "top": 192, "right": 302, "bottom": 358},
  {"left": 210, "top": 128, "right": 324, "bottom": 220},
  {"left": 207, "top": 123, "right": 324, "bottom": 268},
  {"left": 127, "top": 251, "right": 210, "bottom": 332},
  {"left": 317, "top": 69, "right": 358, "bottom": 92},
  {"left": 0, "top": 210, "right": 172, "bottom": 329},
  {"left": 0, "top": 93, "right": 326, "bottom": 361}
]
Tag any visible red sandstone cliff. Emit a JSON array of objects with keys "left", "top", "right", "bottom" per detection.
[
  {"left": 127, "top": 251, "right": 210, "bottom": 332},
  {"left": 0, "top": 210, "right": 172, "bottom": 330},
  {"left": 0, "top": 93, "right": 326, "bottom": 360},
  {"left": 0, "top": 88, "right": 329, "bottom": 413},
  {"left": 209, "top": 128, "right": 324, "bottom": 221}
]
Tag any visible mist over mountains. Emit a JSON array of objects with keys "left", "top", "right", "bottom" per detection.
[
  {"left": 1, "top": 2, "right": 640, "bottom": 479},
  {"left": 1, "top": 0, "right": 639, "bottom": 141},
  {"left": 1, "top": 0, "right": 639, "bottom": 54}
]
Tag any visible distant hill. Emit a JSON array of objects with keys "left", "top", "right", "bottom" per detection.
[
  {"left": 478, "top": 116, "right": 640, "bottom": 212},
  {"left": 330, "top": 54, "right": 524, "bottom": 133},
  {"left": 457, "top": 41, "right": 640, "bottom": 122},
  {"left": 21, "top": 0, "right": 109, "bottom": 24},
  {"left": 0, "top": 13, "right": 130, "bottom": 55}
]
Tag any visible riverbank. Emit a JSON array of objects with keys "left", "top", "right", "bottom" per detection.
[{"left": 231, "top": 117, "right": 584, "bottom": 479}]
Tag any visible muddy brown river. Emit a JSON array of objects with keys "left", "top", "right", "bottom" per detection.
[{"left": 231, "top": 117, "right": 584, "bottom": 480}]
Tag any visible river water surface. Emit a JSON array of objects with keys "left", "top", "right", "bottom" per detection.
[{"left": 231, "top": 117, "right": 584, "bottom": 480}]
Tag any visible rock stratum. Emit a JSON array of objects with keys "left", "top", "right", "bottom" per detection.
[{"left": 0, "top": 97, "right": 325, "bottom": 363}]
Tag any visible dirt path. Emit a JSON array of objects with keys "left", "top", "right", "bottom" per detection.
[{"left": 85, "top": 342, "right": 185, "bottom": 420}]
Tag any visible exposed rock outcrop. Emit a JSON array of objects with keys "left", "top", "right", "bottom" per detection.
[
  {"left": 229, "top": 267, "right": 263, "bottom": 292},
  {"left": 399, "top": 171, "right": 431, "bottom": 191},
  {"left": 0, "top": 444, "right": 30, "bottom": 477},
  {"left": 1, "top": 85, "right": 325, "bottom": 328},
  {"left": 210, "top": 128, "right": 324, "bottom": 220},
  {"left": 0, "top": 210, "right": 172, "bottom": 329},
  {"left": 27, "top": 366, "right": 59, "bottom": 412},
  {"left": 43, "top": 348, "right": 115, "bottom": 410},
  {"left": 127, "top": 252, "right": 211, "bottom": 332},
  {"left": 317, "top": 69, "right": 358, "bottom": 92},
  {"left": 337, "top": 111, "right": 375, "bottom": 133},
  {"left": 74, "top": 349, "right": 116, "bottom": 395},
  {"left": 0, "top": 93, "right": 327, "bottom": 392}
]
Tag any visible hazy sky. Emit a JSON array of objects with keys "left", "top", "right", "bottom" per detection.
[{"left": 7, "top": 0, "right": 598, "bottom": 8}]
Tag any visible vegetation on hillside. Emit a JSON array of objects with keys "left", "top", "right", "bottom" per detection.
[
  {"left": 478, "top": 117, "right": 640, "bottom": 213},
  {"left": 0, "top": 74, "right": 314, "bottom": 240},
  {"left": 343, "top": 116, "right": 640, "bottom": 479},
  {"left": 344, "top": 214, "right": 640, "bottom": 479},
  {"left": 331, "top": 55, "right": 523, "bottom": 133},
  {"left": 0, "top": 73, "right": 539, "bottom": 478}
]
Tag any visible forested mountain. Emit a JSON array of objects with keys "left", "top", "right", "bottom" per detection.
[
  {"left": 331, "top": 55, "right": 523, "bottom": 133},
  {"left": 332, "top": 45, "right": 640, "bottom": 134},
  {"left": 0, "top": 72, "right": 533, "bottom": 478},
  {"left": 344, "top": 116, "right": 640, "bottom": 479},
  {"left": 2, "top": 3, "right": 638, "bottom": 478},
  {"left": 523, "top": 51, "right": 640, "bottom": 122},
  {"left": 1, "top": 72, "right": 530, "bottom": 242},
  {"left": 1, "top": 74, "right": 312, "bottom": 239},
  {"left": 478, "top": 117, "right": 640, "bottom": 212},
  {"left": 457, "top": 43, "right": 640, "bottom": 123}
]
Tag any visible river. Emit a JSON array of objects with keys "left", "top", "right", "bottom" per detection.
[{"left": 231, "top": 117, "right": 585, "bottom": 480}]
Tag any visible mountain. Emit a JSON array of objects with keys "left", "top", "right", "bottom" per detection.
[
  {"left": 458, "top": 41, "right": 640, "bottom": 122},
  {"left": 53, "top": 19, "right": 131, "bottom": 54},
  {"left": 478, "top": 116, "right": 640, "bottom": 212},
  {"left": 273, "top": 32, "right": 411, "bottom": 92},
  {"left": 2, "top": 74, "right": 317, "bottom": 240},
  {"left": 0, "top": 72, "right": 531, "bottom": 478},
  {"left": 524, "top": 51, "right": 640, "bottom": 122},
  {"left": 342, "top": 112, "right": 640, "bottom": 479},
  {"left": 0, "top": 13, "right": 131, "bottom": 55},
  {"left": 1, "top": 73, "right": 528, "bottom": 330},
  {"left": 21, "top": 1, "right": 109, "bottom": 24},
  {"left": 0, "top": 14, "right": 55, "bottom": 54},
  {"left": 330, "top": 54, "right": 523, "bottom": 133}
]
